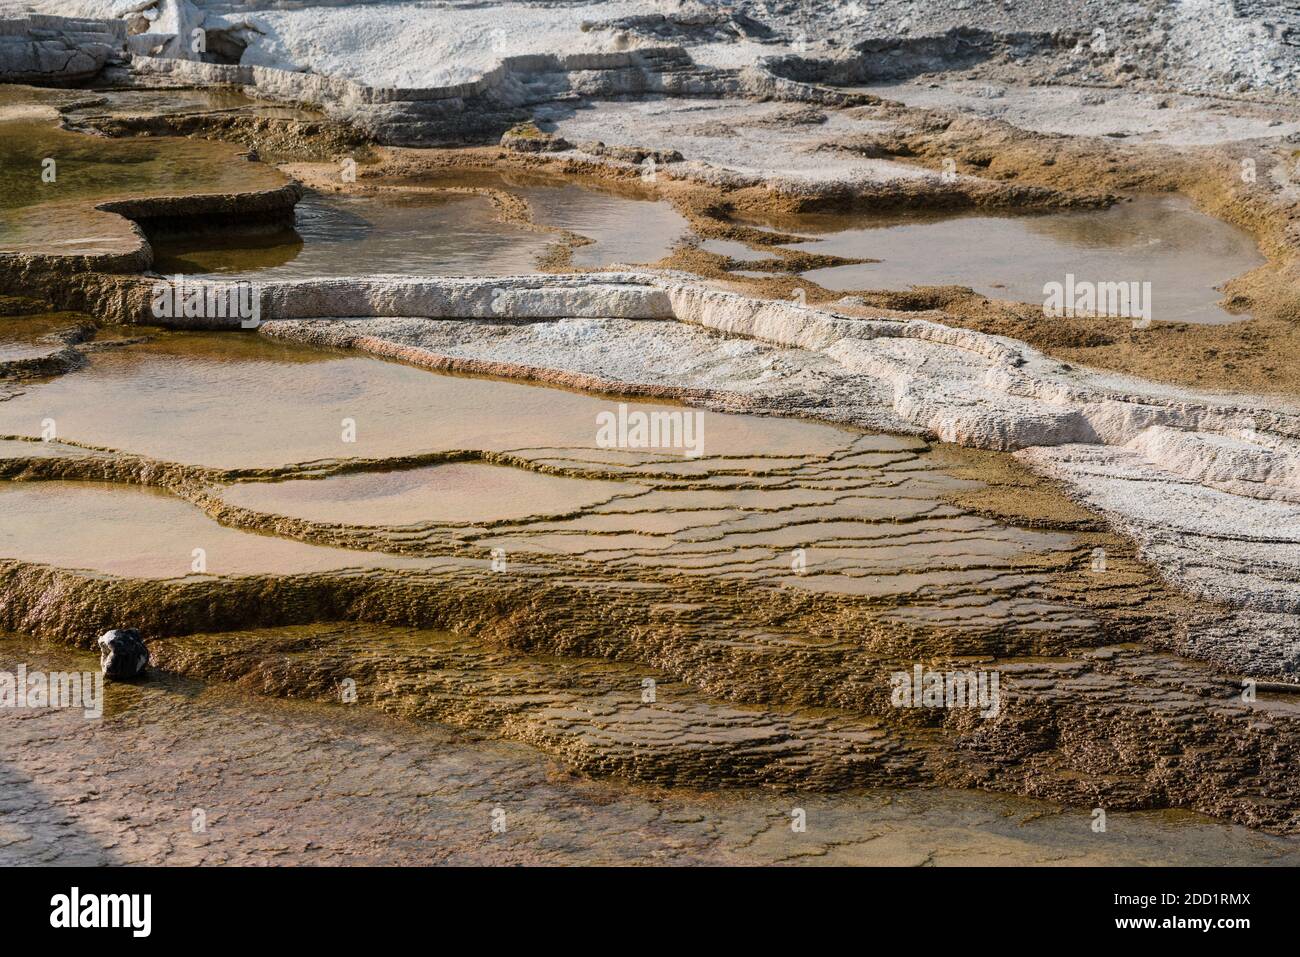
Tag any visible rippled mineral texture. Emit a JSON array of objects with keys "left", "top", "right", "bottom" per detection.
[{"left": 1, "top": 0, "right": 1299, "bottom": 866}]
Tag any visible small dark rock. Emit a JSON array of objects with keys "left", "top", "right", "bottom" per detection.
[
  {"left": 577, "top": 141, "right": 683, "bottom": 165},
  {"left": 500, "top": 123, "right": 571, "bottom": 153},
  {"left": 98, "top": 628, "right": 149, "bottom": 681}
]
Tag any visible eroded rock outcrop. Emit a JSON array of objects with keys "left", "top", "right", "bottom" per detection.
[{"left": 0, "top": 14, "right": 125, "bottom": 85}]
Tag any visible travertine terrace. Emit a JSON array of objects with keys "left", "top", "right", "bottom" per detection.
[{"left": 2, "top": 1, "right": 1299, "bottom": 866}]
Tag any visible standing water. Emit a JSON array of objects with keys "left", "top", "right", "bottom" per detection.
[{"left": 775, "top": 196, "right": 1265, "bottom": 323}]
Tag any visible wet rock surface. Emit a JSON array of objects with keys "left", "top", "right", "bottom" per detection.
[
  {"left": 0, "top": 328, "right": 1295, "bottom": 832},
  {"left": 0, "top": 88, "right": 299, "bottom": 271},
  {"left": 160, "top": 272, "right": 1300, "bottom": 648},
  {"left": 4, "top": 638, "right": 1298, "bottom": 866},
  {"left": 1, "top": 0, "right": 1299, "bottom": 862}
]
